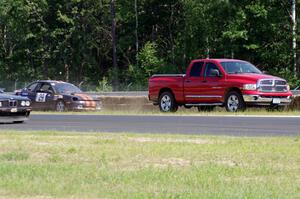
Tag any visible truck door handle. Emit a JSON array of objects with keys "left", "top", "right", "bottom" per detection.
[
  {"left": 185, "top": 80, "right": 191, "bottom": 83},
  {"left": 202, "top": 80, "right": 207, "bottom": 83}
]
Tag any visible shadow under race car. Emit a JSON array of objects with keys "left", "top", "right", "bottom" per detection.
[
  {"left": 16, "top": 80, "right": 102, "bottom": 111},
  {"left": 0, "top": 89, "right": 31, "bottom": 123}
]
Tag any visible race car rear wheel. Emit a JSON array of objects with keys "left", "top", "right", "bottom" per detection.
[{"left": 56, "top": 100, "right": 66, "bottom": 112}]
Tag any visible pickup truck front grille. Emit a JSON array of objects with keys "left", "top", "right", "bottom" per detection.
[{"left": 258, "top": 79, "right": 288, "bottom": 93}]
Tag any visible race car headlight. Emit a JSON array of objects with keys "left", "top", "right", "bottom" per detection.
[
  {"left": 21, "top": 101, "right": 26, "bottom": 106},
  {"left": 72, "top": 97, "right": 79, "bottom": 101},
  {"left": 243, "top": 84, "right": 257, "bottom": 91},
  {"left": 25, "top": 101, "right": 30, "bottom": 106}
]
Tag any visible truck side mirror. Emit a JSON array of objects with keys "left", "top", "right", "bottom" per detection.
[{"left": 210, "top": 69, "right": 221, "bottom": 77}]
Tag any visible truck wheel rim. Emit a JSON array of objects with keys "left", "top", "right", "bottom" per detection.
[
  {"left": 56, "top": 102, "right": 65, "bottom": 112},
  {"left": 227, "top": 95, "right": 239, "bottom": 112},
  {"left": 161, "top": 95, "right": 171, "bottom": 111}
]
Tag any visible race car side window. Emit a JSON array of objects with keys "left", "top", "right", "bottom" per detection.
[
  {"left": 27, "top": 83, "right": 38, "bottom": 91},
  {"left": 39, "top": 83, "right": 54, "bottom": 93}
]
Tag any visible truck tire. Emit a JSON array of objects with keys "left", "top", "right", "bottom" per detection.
[
  {"left": 225, "top": 91, "right": 245, "bottom": 112},
  {"left": 159, "top": 92, "right": 178, "bottom": 112}
]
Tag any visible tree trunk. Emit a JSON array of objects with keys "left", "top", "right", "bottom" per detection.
[
  {"left": 43, "top": 59, "right": 48, "bottom": 79},
  {"left": 292, "top": 0, "right": 297, "bottom": 77},
  {"left": 135, "top": 0, "right": 139, "bottom": 63},
  {"left": 206, "top": 37, "right": 210, "bottom": 58},
  {"left": 111, "top": 0, "right": 119, "bottom": 91},
  {"left": 65, "top": 63, "right": 69, "bottom": 82},
  {"left": 169, "top": 4, "right": 175, "bottom": 65}
]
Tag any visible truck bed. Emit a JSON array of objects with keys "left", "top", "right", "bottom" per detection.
[{"left": 148, "top": 74, "right": 185, "bottom": 104}]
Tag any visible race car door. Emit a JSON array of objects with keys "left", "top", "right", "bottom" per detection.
[
  {"left": 20, "top": 82, "right": 39, "bottom": 109},
  {"left": 34, "top": 83, "right": 56, "bottom": 110}
]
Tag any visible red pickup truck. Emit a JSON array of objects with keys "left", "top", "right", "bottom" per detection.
[{"left": 148, "top": 59, "right": 292, "bottom": 112}]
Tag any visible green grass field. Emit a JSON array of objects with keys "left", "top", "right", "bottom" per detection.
[{"left": 0, "top": 131, "right": 299, "bottom": 199}]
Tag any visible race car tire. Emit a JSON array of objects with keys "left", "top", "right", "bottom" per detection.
[{"left": 56, "top": 100, "right": 66, "bottom": 112}]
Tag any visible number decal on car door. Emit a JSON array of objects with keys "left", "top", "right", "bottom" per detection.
[{"left": 36, "top": 93, "right": 47, "bottom": 102}]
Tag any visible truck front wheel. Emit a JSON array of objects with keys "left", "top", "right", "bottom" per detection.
[
  {"left": 159, "top": 92, "right": 178, "bottom": 112},
  {"left": 225, "top": 91, "right": 245, "bottom": 112}
]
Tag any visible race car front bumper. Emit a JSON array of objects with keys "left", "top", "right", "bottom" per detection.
[
  {"left": 0, "top": 108, "right": 31, "bottom": 123},
  {"left": 67, "top": 101, "right": 102, "bottom": 111}
]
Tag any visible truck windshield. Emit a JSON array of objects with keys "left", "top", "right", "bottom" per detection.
[{"left": 221, "top": 61, "right": 262, "bottom": 74}]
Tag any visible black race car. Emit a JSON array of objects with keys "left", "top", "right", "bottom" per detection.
[
  {"left": 0, "top": 89, "right": 31, "bottom": 123},
  {"left": 16, "top": 80, "right": 102, "bottom": 111}
]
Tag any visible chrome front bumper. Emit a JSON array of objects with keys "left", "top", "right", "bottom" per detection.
[{"left": 243, "top": 95, "right": 292, "bottom": 105}]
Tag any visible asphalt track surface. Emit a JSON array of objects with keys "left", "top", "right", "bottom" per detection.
[{"left": 0, "top": 114, "right": 300, "bottom": 136}]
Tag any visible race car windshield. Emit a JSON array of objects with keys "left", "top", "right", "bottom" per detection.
[
  {"left": 221, "top": 61, "right": 262, "bottom": 74},
  {"left": 54, "top": 83, "right": 82, "bottom": 94}
]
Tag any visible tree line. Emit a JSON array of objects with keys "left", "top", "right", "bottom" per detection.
[{"left": 0, "top": 0, "right": 299, "bottom": 91}]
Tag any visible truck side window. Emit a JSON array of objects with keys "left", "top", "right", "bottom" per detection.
[
  {"left": 190, "top": 62, "right": 204, "bottom": 77},
  {"left": 205, "top": 62, "right": 222, "bottom": 77}
]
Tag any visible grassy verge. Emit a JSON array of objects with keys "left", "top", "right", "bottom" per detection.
[{"left": 0, "top": 131, "right": 299, "bottom": 199}]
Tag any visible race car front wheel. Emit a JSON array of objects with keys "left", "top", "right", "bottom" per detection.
[{"left": 56, "top": 100, "right": 66, "bottom": 112}]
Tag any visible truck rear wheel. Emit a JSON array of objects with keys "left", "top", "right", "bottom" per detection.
[
  {"left": 225, "top": 91, "right": 245, "bottom": 112},
  {"left": 159, "top": 92, "right": 178, "bottom": 112}
]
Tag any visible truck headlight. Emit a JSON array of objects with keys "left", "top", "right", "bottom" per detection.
[
  {"left": 0, "top": 102, "right": 2, "bottom": 107},
  {"left": 243, "top": 84, "right": 257, "bottom": 90},
  {"left": 287, "top": 85, "right": 290, "bottom": 91}
]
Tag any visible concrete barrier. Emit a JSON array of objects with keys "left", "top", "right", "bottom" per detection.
[
  {"left": 100, "top": 94, "right": 300, "bottom": 111},
  {"left": 288, "top": 95, "right": 300, "bottom": 110},
  {"left": 99, "top": 95, "right": 155, "bottom": 111}
]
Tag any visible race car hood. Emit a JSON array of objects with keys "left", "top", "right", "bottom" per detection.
[
  {"left": 71, "top": 93, "right": 101, "bottom": 101},
  {"left": 0, "top": 93, "right": 29, "bottom": 101}
]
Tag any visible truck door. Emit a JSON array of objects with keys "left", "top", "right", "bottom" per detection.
[
  {"left": 201, "top": 62, "right": 226, "bottom": 103},
  {"left": 184, "top": 61, "right": 206, "bottom": 103}
]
